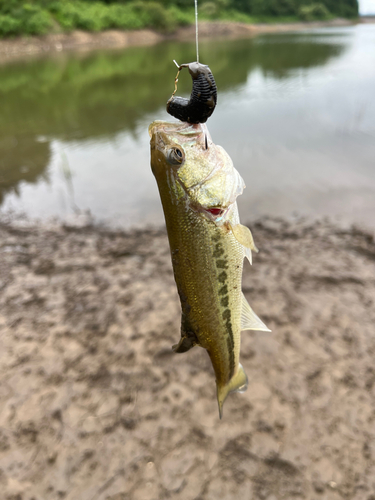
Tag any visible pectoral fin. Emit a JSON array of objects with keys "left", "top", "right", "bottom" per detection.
[
  {"left": 229, "top": 223, "right": 259, "bottom": 253},
  {"left": 241, "top": 293, "right": 271, "bottom": 332}
]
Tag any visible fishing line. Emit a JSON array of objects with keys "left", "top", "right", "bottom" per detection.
[
  {"left": 195, "top": 0, "right": 199, "bottom": 63},
  {"left": 166, "top": 0, "right": 217, "bottom": 125}
]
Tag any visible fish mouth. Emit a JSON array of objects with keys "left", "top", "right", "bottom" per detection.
[
  {"left": 148, "top": 120, "right": 166, "bottom": 138},
  {"left": 149, "top": 120, "right": 209, "bottom": 145},
  {"left": 148, "top": 120, "right": 188, "bottom": 139},
  {"left": 201, "top": 205, "right": 230, "bottom": 223},
  {"left": 149, "top": 122, "right": 174, "bottom": 154},
  {"left": 206, "top": 207, "right": 224, "bottom": 217}
]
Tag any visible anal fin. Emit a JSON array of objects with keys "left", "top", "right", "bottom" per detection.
[{"left": 241, "top": 293, "right": 271, "bottom": 332}]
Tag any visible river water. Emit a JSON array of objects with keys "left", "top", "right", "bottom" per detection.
[{"left": 0, "top": 24, "right": 374, "bottom": 229}]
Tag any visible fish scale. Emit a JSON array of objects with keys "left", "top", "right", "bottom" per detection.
[{"left": 172, "top": 206, "right": 243, "bottom": 382}]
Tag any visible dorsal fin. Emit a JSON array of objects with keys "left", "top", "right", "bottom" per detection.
[
  {"left": 229, "top": 223, "right": 259, "bottom": 253},
  {"left": 241, "top": 293, "right": 271, "bottom": 332}
]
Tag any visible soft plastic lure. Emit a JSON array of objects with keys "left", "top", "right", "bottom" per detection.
[{"left": 166, "top": 61, "right": 217, "bottom": 124}]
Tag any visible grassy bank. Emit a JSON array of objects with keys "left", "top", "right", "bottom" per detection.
[{"left": 0, "top": 0, "right": 358, "bottom": 38}]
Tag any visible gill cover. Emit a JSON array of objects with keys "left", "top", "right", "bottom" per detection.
[{"left": 149, "top": 120, "right": 245, "bottom": 215}]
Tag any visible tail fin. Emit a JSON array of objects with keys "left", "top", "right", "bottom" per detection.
[{"left": 217, "top": 363, "right": 248, "bottom": 419}]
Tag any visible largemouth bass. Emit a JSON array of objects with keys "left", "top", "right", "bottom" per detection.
[{"left": 149, "top": 120, "right": 270, "bottom": 418}]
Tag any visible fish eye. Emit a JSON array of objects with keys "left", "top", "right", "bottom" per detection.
[{"left": 167, "top": 147, "right": 185, "bottom": 166}]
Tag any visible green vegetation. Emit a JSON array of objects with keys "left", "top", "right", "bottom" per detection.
[
  {"left": 0, "top": 0, "right": 358, "bottom": 38},
  {"left": 298, "top": 3, "right": 330, "bottom": 21},
  {"left": 0, "top": 1, "right": 53, "bottom": 37}
]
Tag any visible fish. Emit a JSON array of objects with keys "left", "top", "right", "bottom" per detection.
[{"left": 149, "top": 119, "right": 270, "bottom": 418}]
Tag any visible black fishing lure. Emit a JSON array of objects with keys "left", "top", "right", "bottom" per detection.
[{"left": 167, "top": 62, "right": 217, "bottom": 124}]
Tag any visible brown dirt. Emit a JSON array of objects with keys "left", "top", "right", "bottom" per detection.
[
  {"left": 1, "top": 215, "right": 375, "bottom": 499},
  {"left": 0, "top": 19, "right": 357, "bottom": 64}
]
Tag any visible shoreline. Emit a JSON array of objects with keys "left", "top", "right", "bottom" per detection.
[
  {"left": 1, "top": 215, "right": 375, "bottom": 497},
  {"left": 0, "top": 18, "right": 358, "bottom": 64}
]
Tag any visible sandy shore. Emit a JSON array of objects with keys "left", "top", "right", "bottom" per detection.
[
  {"left": 0, "top": 18, "right": 357, "bottom": 63},
  {"left": 0, "top": 215, "right": 375, "bottom": 499}
]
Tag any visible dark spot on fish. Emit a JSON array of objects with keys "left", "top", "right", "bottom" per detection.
[
  {"left": 222, "top": 309, "right": 231, "bottom": 321},
  {"left": 216, "top": 259, "right": 228, "bottom": 269},
  {"left": 221, "top": 296, "right": 229, "bottom": 307},
  {"left": 226, "top": 337, "right": 232, "bottom": 351},
  {"left": 222, "top": 308, "right": 235, "bottom": 377},
  {"left": 211, "top": 234, "right": 221, "bottom": 243},
  {"left": 226, "top": 336, "right": 235, "bottom": 376},
  {"left": 218, "top": 271, "right": 227, "bottom": 284},
  {"left": 213, "top": 251, "right": 235, "bottom": 376},
  {"left": 213, "top": 243, "right": 225, "bottom": 258}
]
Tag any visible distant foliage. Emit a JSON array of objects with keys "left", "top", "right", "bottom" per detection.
[
  {"left": 133, "top": 1, "right": 178, "bottom": 32},
  {"left": 167, "top": 5, "right": 192, "bottom": 25},
  {"left": 50, "top": 1, "right": 167, "bottom": 31},
  {"left": 0, "top": 2, "right": 52, "bottom": 37},
  {"left": 230, "top": 0, "right": 358, "bottom": 17},
  {"left": 201, "top": 2, "right": 220, "bottom": 17},
  {"left": 298, "top": 3, "right": 330, "bottom": 21},
  {"left": 0, "top": 0, "right": 358, "bottom": 38},
  {"left": 251, "top": 0, "right": 297, "bottom": 16}
]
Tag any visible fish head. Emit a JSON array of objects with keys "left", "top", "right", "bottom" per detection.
[{"left": 149, "top": 120, "right": 245, "bottom": 222}]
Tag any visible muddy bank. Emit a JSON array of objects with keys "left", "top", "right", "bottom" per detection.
[
  {"left": 0, "top": 216, "right": 375, "bottom": 499},
  {"left": 0, "top": 18, "right": 356, "bottom": 63}
]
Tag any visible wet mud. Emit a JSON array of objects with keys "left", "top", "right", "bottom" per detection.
[{"left": 0, "top": 216, "right": 375, "bottom": 499}]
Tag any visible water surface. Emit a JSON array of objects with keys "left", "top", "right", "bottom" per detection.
[{"left": 1, "top": 24, "right": 374, "bottom": 228}]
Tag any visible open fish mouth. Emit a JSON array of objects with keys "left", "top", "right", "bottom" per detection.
[
  {"left": 201, "top": 205, "right": 230, "bottom": 223},
  {"left": 206, "top": 207, "right": 223, "bottom": 217}
]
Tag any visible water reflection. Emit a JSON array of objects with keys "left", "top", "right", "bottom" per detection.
[
  {"left": 0, "top": 135, "right": 50, "bottom": 204},
  {"left": 1, "top": 26, "right": 374, "bottom": 229},
  {"left": 0, "top": 30, "right": 346, "bottom": 206}
]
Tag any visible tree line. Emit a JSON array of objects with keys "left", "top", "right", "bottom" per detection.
[{"left": 0, "top": 0, "right": 359, "bottom": 38}]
